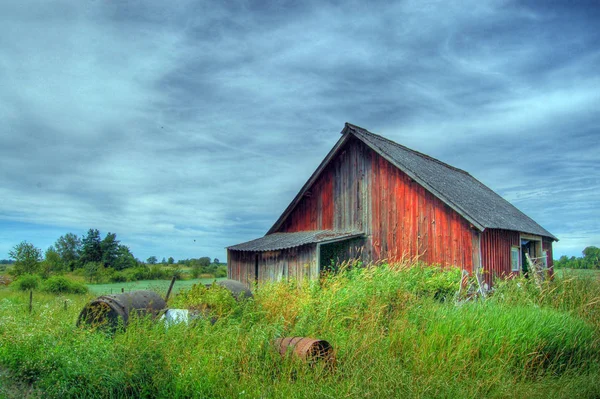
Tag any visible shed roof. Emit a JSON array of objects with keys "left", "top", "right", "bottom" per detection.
[
  {"left": 228, "top": 230, "right": 363, "bottom": 252},
  {"left": 268, "top": 123, "right": 556, "bottom": 240}
]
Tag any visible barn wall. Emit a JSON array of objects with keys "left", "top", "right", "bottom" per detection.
[
  {"left": 543, "top": 239, "right": 554, "bottom": 274},
  {"left": 278, "top": 137, "right": 371, "bottom": 233},
  {"left": 480, "top": 229, "right": 520, "bottom": 286},
  {"left": 369, "top": 151, "right": 475, "bottom": 270},
  {"left": 228, "top": 245, "right": 317, "bottom": 288},
  {"left": 227, "top": 250, "right": 254, "bottom": 286},
  {"left": 276, "top": 137, "right": 475, "bottom": 271}
]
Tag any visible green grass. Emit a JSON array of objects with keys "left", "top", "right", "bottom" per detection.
[
  {"left": 0, "top": 264, "right": 598, "bottom": 398},
  {"left": 86, "top": 277, "right": 226, "bottom": 296},
  {"left": 554, "top": 268, "right": 600, "bottom": 279}
]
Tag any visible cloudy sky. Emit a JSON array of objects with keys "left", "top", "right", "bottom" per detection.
[{"left": 1, "top": 0, "right": 598, "bottom": 262}]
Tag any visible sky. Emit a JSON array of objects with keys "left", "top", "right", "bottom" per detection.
[{"left": 0, "top": 0, "right": 598, "bottom": 263}]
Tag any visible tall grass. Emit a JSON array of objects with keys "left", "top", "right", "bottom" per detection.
[{"left": 0, "top": 264, "right": 598, "bottom": 398}]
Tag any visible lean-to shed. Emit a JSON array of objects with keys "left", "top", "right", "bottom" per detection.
[{"left": 228, "top": 123, "right": 557, "bottom": 288}]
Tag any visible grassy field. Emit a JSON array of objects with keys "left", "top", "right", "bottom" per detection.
[
  {"left": 86, "top": 277, "right": 226, "bottom": 296},
  {"left": 0, "top": 264, "right": 599, "bottom": 398},
  {"left": 554, "top": 268, "right": 600, "bottom": 279}
]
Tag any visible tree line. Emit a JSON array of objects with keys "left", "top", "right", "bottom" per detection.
[
  {"left": 5, "top": 229, "right": 224, "bottom": 282},
  {"left": 554, "top": 246, "right": 599, "bottom": 270}
]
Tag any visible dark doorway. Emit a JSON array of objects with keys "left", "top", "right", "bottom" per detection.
[{"left": 254, "top": 254, "right": 259, "bottom": 282}]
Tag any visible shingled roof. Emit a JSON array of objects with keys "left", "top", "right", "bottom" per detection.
[
  {"left": 228, "top": 230, "right": 363, "bottom": 252},
  {"left": 268, "top": 123, "right": 556, "bottom": 240}
]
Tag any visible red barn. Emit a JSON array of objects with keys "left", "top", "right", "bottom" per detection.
[{"left": 228, "top": 123, "right": 557, "bottom": 288}]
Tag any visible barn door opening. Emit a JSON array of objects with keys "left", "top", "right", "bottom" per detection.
[
  {"left": 521, "top": 236, "right": 542, "bottom": 277},
  {"left": 317, "top": 237, "right": 364, "bottom": 274}
]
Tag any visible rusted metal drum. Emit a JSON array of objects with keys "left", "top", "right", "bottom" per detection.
[
  {"left": 77, "top": 290, "right": 166, "bottom": 331},
  {"left": 275, "top": 337, "right": 333, "bottom": 362},
  {"left": 206, "top": 279, "right": 253, "bottom": 300}
]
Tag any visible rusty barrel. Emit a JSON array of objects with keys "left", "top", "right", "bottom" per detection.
[
  {"left": 77, "top": 290, "right": 166, "bottom": 331},
  {"left": 275, "top": 337, "right": 333, "bottom": 362},
  {"left": 205, "top": 279, "right": 253, "bottom": 300}
]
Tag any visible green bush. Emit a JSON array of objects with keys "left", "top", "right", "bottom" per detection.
[
  {"left": 148, "top": 265, "right": 168, "bottom": 280},
  {"left": 41, "top": 276, "right": 88, "bottom": 294},
  {"left": 109, "top": 271, "right": 128, "bottom": 283},
  {"left": 123, "top": 266, "right": 149, "bottom": 281},
  {"left": 215, "top": 265, "right": 227, "bottom": 278},
  {"left": 13, "top": 274, "right": 41, "bottom": 291}
]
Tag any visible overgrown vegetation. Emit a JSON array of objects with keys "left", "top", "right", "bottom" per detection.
[
  {"left": 12, "top": 274, "right": 88, "bottom": 295},
  {"left": 554, "top": 246, "right": 600, "bottom": 269},
  {"left": 0, "top": 264, "right": 598, "bottom": 398}
]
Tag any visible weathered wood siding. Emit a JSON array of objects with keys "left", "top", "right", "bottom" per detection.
[
  {"left": 543, "top": 239, "right": 554, "bottom": 274},
  {"left": 228, "top": 245, "right": 317, "bottom": 287},
  {"left": 480, "top": 229, "right": 520, "bottom": 286},
  {"left": 276, "top": 137, "right": 475, "bottom": 271},
  {"left": 369, "top": 151, "right": 475, "bottom": 269}
]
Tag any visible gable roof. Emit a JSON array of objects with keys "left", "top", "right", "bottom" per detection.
[
  {"left": 268, "top": 123, "right": 556, "bottom": 240},
  {"left": 228, "top": 230, "right": 364, "bottom": 252}
]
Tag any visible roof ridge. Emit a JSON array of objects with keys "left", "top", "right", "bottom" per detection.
[{"left": 345, "top": 122, "right": 470, "bottom": 175}]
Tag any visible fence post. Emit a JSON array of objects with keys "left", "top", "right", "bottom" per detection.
[{"left": 29, "top": 290, "right": 33, "bottom": 313}]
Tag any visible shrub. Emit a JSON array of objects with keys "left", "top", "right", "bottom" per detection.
[
  {"left": 41, "top": 276, "right": 88, "bottom": 294},
  {"left": 215, "top": 265, "right": 227, "bottom": 278},
  {"left": 13, "top": 274, "right": 41, "bottom": 291},
  {"left": 109, "top": 271, "right": 128, "bottom": 283},
  {"left": 123, "top": 266, "right": 150, "bottom": 281},
  {"left": 148, "top": 265, "right": 168, "bottom": 280},
  {"left": 191, "top": 264, "right": 201, "bottom": 278}
]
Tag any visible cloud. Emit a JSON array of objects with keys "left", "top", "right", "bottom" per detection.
[{"left": 0, "top": 0, "right": 597, "bottom": 260}]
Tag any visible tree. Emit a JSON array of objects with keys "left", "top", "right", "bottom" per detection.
[
  {"left": 213, "top": 258, "right": 220, "bottom": 265},
  {"left": 54, "top": 233, "right": 81, "bottom": 271},
  {"left": 80, "top": 229, "right": 102, "bottom": 266},
  {"left": 198, "top": 257, "right": 211, "bottom": 267},
  {"left": 114, "top": 245, "right": 137, "bottom": 270},
  {"left": 167, "top": 257, "right": 174, "bottom": 265},
  {"left": 8, "top": 241, "right": 42, "bottom": 276},
  {"left": 161, "top": 257, "right": 167, "bottom": 265},
  {"left": 146, "top": 256, "right": 158, "bottom": 265},
  {"left": 101, "top": 232, "right": 120, "bottom": 269},
  {"left": 41, "top": 246, "right": 64, "bottom": 278},
  {"left": 582, "top": 246, "right": 600, "bottom": 269}
]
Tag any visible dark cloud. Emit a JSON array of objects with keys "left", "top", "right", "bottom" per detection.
[{"left": 0, "top": 0, "right": 598, "bottom": 260}]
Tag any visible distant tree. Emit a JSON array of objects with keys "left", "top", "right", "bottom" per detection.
[
  {"left": 101, "top": 232, "right": 120, "bottom": 268},
  {"left": 198, "top": 257, "right": 211, "bottom": 267},
  {"left": 80, "top": 229, "right": 102, "bottom": 266},
  {"left": 146, "top": 256, "right": 158, "bottom": 265},
  {"left": 582, "top": 246, "right": 600, "bottom": 269},
  {"left": 54, "top": 233, "right": 81, "bottom": 271},
  {"left": 167, "top": 257, "right": 175, "bottom": 265},
  {"left": 213, "top": 258, "right": 220, "bottom": 265},
  {"left": 0, "top": 259, "right": 15, "bottom": 265},
  {"left": 8, "top": 241, "right": 42, "bottom": 276},
  {"left": 114, "top": 245, "right": 137, "bottom": 270},
  {"left": 161, "top": 257, "right": 167, "bottom": 265},
  {"left": 41, "top": 246, "right": 64, "bottom": 278}
]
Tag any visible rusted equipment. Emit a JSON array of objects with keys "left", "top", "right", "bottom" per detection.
[
  {"left": 207, "top": 279, "right": 253, "bottom": 300},
  {"left": 77, "top": 290, "right": 166, "bottom": 331},
  {"left": 275, "top": 337, "right": 334, "bottom": 362}
]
